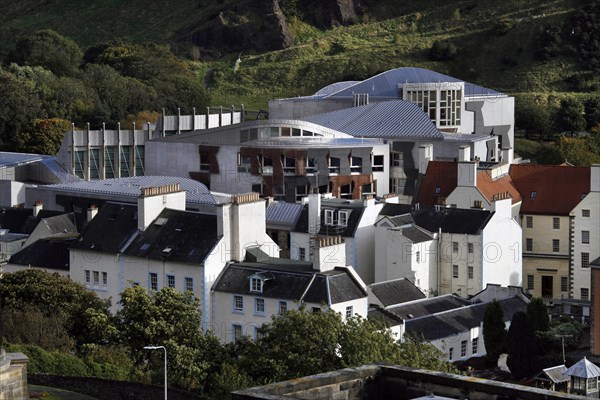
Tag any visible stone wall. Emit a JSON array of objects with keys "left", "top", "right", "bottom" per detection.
[{"left": 0, "top": 352, "right": 29, "bottom": 400}]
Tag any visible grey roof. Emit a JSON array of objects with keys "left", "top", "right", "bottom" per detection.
[
  {"left": 302, "top": 100, "right": 443, "bottom": 140},
  {"left": 398, "top": 225, "right": 434, "bottom": 243},
  {"left": 293, "top": 201, "right": 365, "bottom": 237},
  {"left": 0, "top": 231, "right": 28, "bottom": 242},
  {"left": 122, "top": 209, "right": 220, "bottom": 264},
  {"left": 536, "top": 365, "right": 569, "bottom": 384},
  {"left": 40, "top": 176, "right": 217, "bottom": 206},
  {"left": 213, "top": 264, "right": 366, "bottom": 304},
  {"left": 0, "top": 152, "right": 47, "bottom": 168},
  {"left": 266, "top": 201, "right": 305, "bottom": 230},
  {"left": 405, "top": 296, "right": 528, "bottom": 341},
  {"left": 313, "top": 81, "right": 360, "bottom": 97},
  {"left": 411, "top": 206, "right": 494, "bottom": 235},
  {"left": 591, "top": 256, "right": 600, "bottom": 268},
  {"left": 26, "top": 213, "right": 78, "bottom": 244},
  {"left": 0, "top": 207, "right": 69, "bottom": 235},
  {"left": 369, "top": 278, "right": 426, "bottom": 307},
  {"left": 386, "top": 294, "right": 469, "bottom": 321},
  {"left": 368, "top": 306, "right": 403, "bottom": 326},
  {"left": 379, "top": 203, "right": 412, "bottom": 217},
  {"left": 246, "top": 137, "right": 383, "bottom": 148},
  {"left": 39, "top": 158, "right": 81, "bottom": 184},
  {"left": 565, "top": 357, "right": 600, "bottom": 379},
  {"left": 9, "top": 234, "right": 77, "bottom": 270},
  {"left": 323, "top": 67, "right": 504, "bottom": 98}
]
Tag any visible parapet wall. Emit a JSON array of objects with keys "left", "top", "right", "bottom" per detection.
[{"left": 0, "top": 352, "right": 28, "bottom": 400}]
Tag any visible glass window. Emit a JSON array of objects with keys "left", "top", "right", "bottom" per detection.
[
  {"left": 346, "top": 306, "right": 353, "bottom": 319},
  {"left": 472, "top": 337, "right": 478, "bottom": 354},
  {"left": 298, "top": 247, "right": 306, "bottom": 261},
  {"left": 350, "top": 156, "right": 362, "bottom": 173},
  {"left": 233, "top": 324, "right": 242, "bottom": 342},
  {"left": 527, "top": 275, "right": 534, "bottom": 290},
  {"left": 328, "top": 157, "right": 340, "bottom": 174},
  {"left": 324, "top": 209, "right": 335, "bottom": 225},
  {"left": 461, "top": 340, "right": 467, "bottom": 357},
  {"left": 561, "top": 276, "right": 568, "bottom": 292},
  {"left": 250, "top": 277, "right": 263, "bottom": 293},
  {"left": 416, "top": 251, "right": 420, "bottom": 263},
  {"left": 278, "top": 301, "right": 287, "bottom": 314},
  {"left": 85, "top": 270, "right": 90, "bottom": 284},
  {"left": 185, "top": 277, "right": 194, "bottom": 293},
  {"left": 453, "top": 265, "right": 459, "bottom": 278},
  {"left": 448, "top": 347, "right": 453, "bottom": 360},
  {"left": 582, "top": 230, "right": 590, "bottom": 244},
  {"left": 255, "top": 298, "right": 265, "bottom": 314},
  {"left": 74, "top": 151, "right": 85, "bottom": 178},
  {"left": 391, "top": 152, "right": 401, "bottom": 167},
  {"left": 453, "top": 242, "right": 459, "bottom": 253},
  {"left": 581, "top": 288, "right": 589, "bottom": 300},
  {"left": 102, "top": 272, "right": 107, "bottom": 286},
  {"left": 135, "top": 145, "right": 145, "bottom": 176},
  {"left": 89, "top": 148, "right": 100, "bottom": 179},
  {"left": 93, "top": 271, "right": 99, "bottom": 286},
  {"left": 312, "top": 307, "right": 321, "bottom": 314},
  {"left": 372, "top": 154, "right": 384, "bottom": 172},
  {"left": 582, "top": 252, "right": 590, "bottom": 268},
  {"left": 526, "top": 238, "right": 533, "bottom": 252},
  {"left": 234, "top": 295, "right": 244, "bottom": 312},
  {"left": 149, "top": 273, "right": 158, "bottom": 291},
  {"left": 238, "top": 154, "right": 252, "bottom": 172},
  {"left": 553, "top": 239, "right": 560, "bottom": 253},
  {"left": 553, "top": 217, "right": 560, "bottom": 229},
  {"left": 104, "top": 146, "right": 115, "bottom": 179},
  {"left": 582, "top": 209, "right": 590, "bottom": 218},
  {"left": 530, "top": 191, "right": 537, "bottom": 199},
  {"left": 526, "top": 216, "right": 533, "bottom": 228},
  {"left": 468, "top": 243, "right": 474, "bottom": 254},
  {"left": 120, "top": 146, "right": 131, "bottom": 177},
  {"left": 468, "top": 266, "right": 474, "bottom": 280},
  {"left": 338, "top": 210, "right": 349, "bottom": 227},
  {"left": 167, "top": 274, "right": 175, "bottom": 288}
]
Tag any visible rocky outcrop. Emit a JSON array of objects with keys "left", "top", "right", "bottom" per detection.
[
  {"left": 191, "top": 0, "right": 294, "bottom": 53},
  {"left": 304, "top": 0, "right": 359, "bottom": 28}
]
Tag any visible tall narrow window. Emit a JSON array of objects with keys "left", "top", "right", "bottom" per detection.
[
  {"left": 85, "top": 270, "right": 91, "bottom": 284},
  {"left": 453, "top": 265, "right": 459, "bottom": 278},
  {"left": 526, "top": 216, "right": 533, "bottom": 228},
  {"left": 278, "top": 301, "right": 287, "bottom": 314},
  {"left": 89, "top": 148, "right": 100, "bottom": 179},
  {"left": 74, "top": 151, "right": 85, "bottom": 178},
  {"left": 135, "top": 145, "right": 145, "bottom": 176},
  {"left": 582, "top": 230, "right": 590, "bottom": 244},
  {"left": 102, "top": 272, "right": 107, "bottom": 286},
  {"left": 298, "top": 247, "right": 306, "bottom": 261},
  {"left": 120, "top": 146, "right": 131, "bottom": 177},
  {"left": 93, "top": 271, "right": 100, "bottom": 286},
  {"left": 338, "top": 210, "right": 349, "bottom": 227},
  {"left": 167, "top": 274, "right": 175, "bottom": 288},
  {"left": 255, "top": 298, "right": 265, "bottom": 315},
  {"left": 149, "top": 272, "right": 158, "bottom": 291},
  {"left": 233, "top": 324, "right": 242, "bottom": 342},
  {"left": 185, "top": 277, "right": 194, "bottom": 293},
  {"left": 461, "top": 340, "right": 467, "bottom": 357},
  {"left": 527, "top": 275, "right": 534, "bottom": 290},
  {"left": 581, "top": 288, "right": 589, "bottom": 300},
  {"left": 104, "top": 146, "right": 115, "bottom": 179},
  {"left": 582, "top": 252, "right": 590, "bottom": 268},
  {"left": 552, "top": 239, "right": 560, "bottom": 253},
  {"left": 468, "top": 266, "right": 474, "bottom": 279},
  {"left": 452, "top": 242, "right": 459, "bottom": 253},
  {"left": 553, "top": 217, "right": 560, "bottom": 230},
  {"left": 250, "top": 277, "right": 263, "bottom": 293},
  {"left": 561, "top": 277, "right": 568, "bottom": 292},
  {"left": 472, "top": 338, "right": 478, "bottom": 355},
  {"left": 526, "top": 238, "right": 533, "bottom": 252},
  {"left": 234, "top": 295, "right": 244, "bottom": 312}
]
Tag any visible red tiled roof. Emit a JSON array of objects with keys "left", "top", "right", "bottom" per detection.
[
  {"left": 416, "top": 161, "right": 457, "bottom": 206},
  {"left": 477, "top": 171, "right": 522, "bottom": 205},
  {"left": 509, "top": 164, "right": 590, "bottom": 215}
]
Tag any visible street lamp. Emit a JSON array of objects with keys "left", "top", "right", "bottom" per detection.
[{"left": 143, "top": 345, "right": 167, "bottom": 400}]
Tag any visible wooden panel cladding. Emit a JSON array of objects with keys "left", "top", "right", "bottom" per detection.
[
  {"left": 198, "top": 145, "right": 220, "bottom": 174},
  {"left": 329, "top": 174, "right": 374, "bottom": 200},
  {"left": 240, "top": 147, "right": 307, "bottom": 179}
]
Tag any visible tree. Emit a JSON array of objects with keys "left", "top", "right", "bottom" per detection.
[
  {"left": 429, "top": 40, "right": 458, "bottom": 61},
  {"left": 483, "top": 300, "right": 506, "bottom": 365},
  {"left": 8, "top": 29, "right": 83, "bottom": 76},
  {"left": 555, "top": 98, "right": 586, "bottom": 134},
  {"left": 558, "top": 136, "right": 600, "bottom": 166},
  {"left": 570, "top": 1, "right": 600, "bottom": 70},
  {"left": 0, "top": 269, "right": 113, "bottom": 349},
  {"left": 15, "top": 118, "right": 71, "bottom": 155},
  {"left": 505, "top": 311, "right": 536, "bottom": 379},
  {"left": 585, "top": 95, "right": 600, "bottom": 130},
  {"left": 116, "top": 286, "right": 216, "bottom": 391},
  {"left": 526, "top": 297, "right": 550, "bottom": 333}
]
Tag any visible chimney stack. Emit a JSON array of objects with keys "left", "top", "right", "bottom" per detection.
[
  {"left": 33, "top": 200, "right": 43, "bottom": 217},
  {"left": 137, "top": 183, "right": 186, "bottom": 231}
]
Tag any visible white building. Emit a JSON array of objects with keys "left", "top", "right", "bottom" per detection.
[{"left": 68, "top": 184, "right": 278, "bottom": 328}]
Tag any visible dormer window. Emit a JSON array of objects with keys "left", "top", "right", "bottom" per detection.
[
  {"left": 338, "top": 210, "right": 349, "bottom": 227},
  {"left": 324, "top": 209, "right": 335, "bottom": 225},
  {"left": 250, "top": 277, "right": 263, "bottom": 293}
]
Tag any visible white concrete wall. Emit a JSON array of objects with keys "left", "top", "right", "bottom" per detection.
[
  {"left": 446, "top": 186, "right": 489, "bottom": 210},
  {"left": 145, "top": 141, "right": 200, "bottom": 178},
  {"left": 353, "top": 200, "right": 384, "bottom": 284},
  {"left": 0, "top": 181, "right": 26, "bottom": 207},
  {"left": 438, "top": 232, "right": 482, "bottom": 297},
  {"left": 571, "top": 191, "right": 599, "bottom": 299}
]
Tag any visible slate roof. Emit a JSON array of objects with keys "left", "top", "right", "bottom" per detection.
[
  {"left": 0, "top": 208, "right": 68, "bottom": 235},
  {"left": 0, "top": 152, "right": 47, "bottom": 168},
  {"left": 122, "top": 209, "right": 220, "bottom": 264},
  {"left": 565, "top": 357, "right": 600, "bottom": 379},
  {"left": 9, "top": 234, "right": 77, "bottom": 270},
  {"left": 397, "top": 225, "right": 434, "bottom": 243},
  {"left": 404, "top": 295, "right": 528, "bottom": 341},
  {"left": 411, "top": 206, "right": 493, "bottom": 235},
  {"left": 378, "top": 203, "right": 412, "bottom": 217},
  {"left": 213, "top": 264, "right": 367, "bottom": 304},
  {"left": 416, "top": 161, "right": 458, "bottom": 207},
  {"left": 26, "top": 213, "right": 78, "bottom": 243},
  {"left": 41, "top": 176, "right": 217, "bottom": 206},
  {"left": 302, "top": 100, "right": 443, "bottom": 140},
  {"left": 385, "top": 294, "right": 469, "bottom": 321},
  {"left": 321, "top": 67, "right": 504, "bottom": 98},
  {"left": 369, "top": 278, "right": 426, "bottom": 307},
  {"left": 266, "top": 201, "right": 304, "bottom": 230},
  {"left": 70, "top": 203, "right": 138, "bottom": 254},
  {"left": 293, "top": 201, "right": 365, "bottom": 237},
  {"left": 509, "top": 164, "right": 590, "bottom": 215}
]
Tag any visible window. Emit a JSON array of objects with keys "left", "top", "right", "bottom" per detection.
[
  {"left": 582, "top": 209, "right": 590, "bottom": 218},
  {"left": 298, "top": 247, "right": 306, "bottom": 261},
  {"left": 278, "top": 301, "right": 287, "bottom": 314},
  {"left": 588, "top": 377, "right": 598, "bottom": 390},
  {"left": 89, "top": 148, "right": 100, "bottom": 179},
  {"left": 452, "top": 242, "right": 459, "bottom": 253},
  {"left": 526, "top": 238, "right": 533, "bottom": 252},
  {"left": 391, "top": 152, "right": 401, "bottom": 167},
  {"left": 473, "top": 200, "right": 482, "bottom": 209},
  {"left": 552, "top": 239, "right": 560, "bottom": 253},
  {"left": 234, "top": 295, "right": 244, "bottom": 312},
  {"left": 305, "top": 157, "right": 317, "bottom": 174},
  {"left": 582, "top": 252, "right": 590, "bottom": 268},
  {"left": 104, "top": 147, "right": 115, "bottom": 179},
  {"left": 350, "top": 156, "right": 362, "bottom": 173},
  {"left": 102, "top": 272, "right": 107, "bottom": 286},
  {"left": 581, "top": 288, "right": 589, "bottom": 301},
  {"left": 527, "top": 275, "right": 534, "bottom": 290},
  {"left": 372, "top": 154, "right": 384, "bottom": 172},
  {"left": 461, "top": 340, "right": 467, "bottom": 357},
  {"left": 167, "top": 275, "right": 175, "bottom": 288},
  {"left": 255, "top": 298, "right": 265, "bottom": 315},
  {"left": 530, "top": 191, "right": 537, "bottom": 199},
  {"left": 472, "top": 338, "right": 478, "bottom": 355},
  {"left": 283, "top": 157, "right": 296, "bottom": 175},
  {"left": 338, "top": 210, "right": 349, "bottom": 227},
  {"left": 260, "top": 156, "right": 273, "bottom": 175},
  {"left": 74, "top": 151, "right": 85, "bottom": 178},
  {"left": 120, "top": 146, "right": 131, "bottom": 177},
  {"left": 324, "top": 209, "right": 335, "bottom": 225},
  {"left": 416, "top": 251, "right": 420, "bottom": 263},
  {"left": 468, "top": 266, "right": 474, "bottom": 280},
  {"left": 346, "top": 306, "right": 353, "bottom": 319},
  {"left": 448, "top": 347, "right": 454, "bottom": 360},
  {"left": 250, "top": 277, "right": 263, "bottom": 293},
  {"left": 553, "top": 217, "right": 560, "bottom": 230},
  {"left": 453, "top": 265, "right": 459, "bottom": 279},
  {"left": 561, "top": 277, "right": 568, "bottom": 292},
  {"left": 85, "top": 270, "right": 91, "bottom": 284},
  {"left": 149, "top": 273, "right": 158, "bottom": 291},
  {"left": 328, "top": 157, "right": 340, "bottom": 174},
  {"left": 468, "top": 243, "right": 474, "bottom": 254},
  {"left": 526, "top": 216, "right": 533, "bottom": 228},
  {"left": 237, "top": 154, "right": 252, "bottom": 172},
  {"left": 582, "top": 230, "right": 590, "bottom": 244},
  {"left": 93, "top": 271, "right": 100, "bottom": 286},
  {"left": 312, "top": 307, "right": 321, "bottom": 314},
  {"left": 135, "top": 145, "right": 145, "bottom": 176},
  {"left": 233, "top": 324, "right": 242, "bottom": 342},
  {"left": 199, "top": 151, "right": 210, "bottom": 171},
  {"left": 185, "top": 277, "right": 194, "bottom": 293}
]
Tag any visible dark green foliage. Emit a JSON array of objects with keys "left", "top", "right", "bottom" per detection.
[
  {"left": 505, "top": 311, "right": 536, "bottom": 379},
  {"left": 429, "top": 40, "right": 458, "bottom": 61},
  {"left": 555, "top": 98, "right": 586, "bottom": 134},
  {"left": 7, "top": 29, "right": 82, "bottom": 76},
  {"left": 483, "top": 300, "right": 505, "bottom": 365},
  {"left": 526, "top": 297, "right": 549, "bottom": 333},
  {"left": 15, "top": 118, "right": 71, "bottom": 155},
  {"left": 534, "top": 24, "right": 564, "bottom": 61},
  {"left": 570, "top": 1, "right": 600, "bottom": 70},
  {"left": 585, "top": 95, "right": 600, "bottom": 130},
  {"left": 535, "top": 142, "right": 563, "bottom": 164},
  {"left": 515, "top": 97, "right": 553, "bottom": 138}
]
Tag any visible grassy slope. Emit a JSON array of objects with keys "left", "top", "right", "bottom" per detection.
[{"left": 0, "top": 0, "right": 588, "bottom": 110}]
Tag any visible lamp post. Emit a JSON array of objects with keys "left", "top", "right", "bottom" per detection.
[{"left": 143, "top": 345, "right": 167, "bottom": 400}]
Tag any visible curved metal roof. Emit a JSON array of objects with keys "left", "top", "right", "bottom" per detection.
[{"left": 302, "top": 100, "right": 443, "bottom": 139}]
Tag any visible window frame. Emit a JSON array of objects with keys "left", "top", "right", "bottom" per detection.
[
  {"left": 581, "top": 288, "right": 590, "bottom": 301},
  {"left": 552, "top": 239, "right": 560, "bottom": 253},
  {"left": 582, "top": 209, "right": 590, "bottom": 218},
  {"left": 468, "top": 266, "right": 474, "bottom": 280},
  {"left": 233, "top": 295, "right": 244, "bottom": 313},
  {"left": 166, "top": 274, "right": 175, "bottom": 288},
  {"left": 250, "top": 277, "right": 263, "bottom": 293},
  {"left": 185, "top": 277, "right": 194, "bottom": 293},
  {"left": 254, "top": 298, "right": 265, "bottom": 315},
  {"left": 278, "top": 300, "right": 287, "bottom": 314},
  {"left": 345, "top": 306, "right": 353, "bottom": 320},
  {"left": 527, "top": 274, "right": 534, "bottom": 290},
  {"left": 526, "top": 216, "right": 533, "bottom": 228},
  {"left": 149, "top": 272, "right": 158, "bottom": 291},
  {"left": 582, "top": 230, "right": 590, "bottom": 244},
  {"left": 553, "top": 217, "right": 560, "bottom": 230},
  {"left": 338, "top": 210, "right": 349, "bottom": 227},
  {"left": 582, "top": 252, "right": 590, "bottom": 269},
  {"left": 472, "top": 337, "right": 478, "bottom": 355},
  {"left": 526, "top": 238, "right": 533, "bottom": 252},
  {"left": 452, "top": 265, "right": 459, "bottom": 279},
  {"left": 460, "top": 340, "right": 467, "bottom": 358},
  {"left": 324, "top": 209, "right": 335, "bottom": 225}
]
